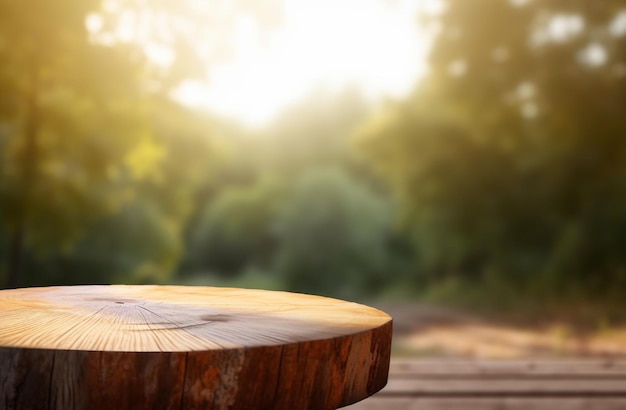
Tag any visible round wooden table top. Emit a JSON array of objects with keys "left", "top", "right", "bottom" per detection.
[{"left": 0, "top": 285, "right": 392, "bottom": 410}]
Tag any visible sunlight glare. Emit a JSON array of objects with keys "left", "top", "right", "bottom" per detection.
[{"left": 173, "top": 0, "right": 433, "bottom": 127}]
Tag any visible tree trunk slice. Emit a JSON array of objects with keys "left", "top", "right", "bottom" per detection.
[{"left": 0, "top": 285, "right": 392, "bottom": 410}]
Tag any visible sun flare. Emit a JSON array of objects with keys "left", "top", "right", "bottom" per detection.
[{"left": 172, "top": 0, "right": 437, "bottom": 127}]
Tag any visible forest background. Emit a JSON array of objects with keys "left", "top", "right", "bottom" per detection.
[{"left": 2, "top": 0, "right": 626, "bottom": 327}]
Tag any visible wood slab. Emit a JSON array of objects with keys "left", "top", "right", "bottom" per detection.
[{"left": 0, "top": 285, "right": 392, "bottom": 410}]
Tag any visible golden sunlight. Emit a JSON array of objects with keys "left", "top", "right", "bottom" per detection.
[{"left": 172, "top": 0, "right": 439, "bottom": 127}]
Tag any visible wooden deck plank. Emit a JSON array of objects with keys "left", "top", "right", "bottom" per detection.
[
  {"left": 390, "top": 359, "right": 626, "bottom": 376},
  {"left": 383, "top": 378, "right": 626, "bottom": 396},
  {"left": 346, "top": 397, "right": 626, "bottom": 410},
  {"left": 345, "top": 358, "right": 626, "bottom": 409}
]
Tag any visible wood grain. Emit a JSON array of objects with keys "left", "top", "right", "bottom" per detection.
[
  {"left": 389, "top": 359, "right": 626, "bottom": 377},
  {"left": 346, "top": 358, "right": 626, "bottom": 410},
  {"left": 347, "top": 397, "right": 626, "bottom": 410},
  {"left": 0, "top": 285, "right": 392, "bottom": 410}
]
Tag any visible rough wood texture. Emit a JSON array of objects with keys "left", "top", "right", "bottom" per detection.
[{"left": 0, "top": 285, "right": 392, "bottom": 410}]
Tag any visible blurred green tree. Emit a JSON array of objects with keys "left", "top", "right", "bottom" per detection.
[
  {"left": 178, "top": 89, "right": 377, "bottom": 281},
  {"left": 184, "top": 176, "right": 284, "bottom": 277},
  {"left": 18, "top": 201, "right": 180, "bottom": 286},
  {"left": 273, "top": 168, "right": 391, "bottom": 298},
  {"left": 0, "top": 0, "right": 218, "bottom": 287},
  {"left": 0, "top": 0, "right": 152, "bottom": 287},
  {"left": 358, "top": 0, "right": 626, "bottom": 299}
]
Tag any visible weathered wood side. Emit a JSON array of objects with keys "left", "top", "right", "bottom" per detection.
[
  {"left": 0, "top": 348, "right": 55, "bottom": 410},
  {"left": 0, "top": 321, "right": 391, "bottom": 410}
]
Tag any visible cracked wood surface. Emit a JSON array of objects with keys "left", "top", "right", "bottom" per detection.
[{"left": 0, "top": 285, "right": 392, "bottom": 410}]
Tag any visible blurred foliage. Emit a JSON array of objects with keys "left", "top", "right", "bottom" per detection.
[
  {"left": 0, "top": 0, "right": 216, "bottom": 286},
  {"left": 18, "top": 202, "right": 179, "bottom": 286},
  {"left": 184, "top": 175, "right": 284, "bottom": 276},
  {"left": 179, "top": 91, "right": 396, "bottom": 298},
  {"left": 273, "top": 168, "right": 391, "bottom": 299},
  {"left": 358, "top": 0, "right": 626, "bottom": 304},
  {"left": 1, "top": 0, "right": 626, "bottom": 315}
]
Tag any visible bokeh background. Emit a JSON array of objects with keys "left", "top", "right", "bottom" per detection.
[{"left": 2, "top": 0, "right": 626, "bottom": 354}]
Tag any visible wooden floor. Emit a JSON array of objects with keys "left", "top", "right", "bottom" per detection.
[{"left": 346, "top": 358, "right": 626, "bottom": 410}]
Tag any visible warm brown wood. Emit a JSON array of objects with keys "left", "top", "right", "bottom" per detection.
[
  {"left": 389, "top": 358, "right": 626, "bottom": 377},
  {"left": 346, "top": 358, "right": 626, "bottom": 409},
  {"left": 348, "top": 397, "right": 626, "bottom": 410},
  {"left": 383, "top": 378, "right": 626, "bottom": 396},
  {"left": 0, "top": 285, "right": 392, "bottom": 410}
]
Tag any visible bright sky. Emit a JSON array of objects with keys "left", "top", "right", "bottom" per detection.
[
  {"left": 88, "top": 1, "right": 626, "bottom": 128},
  {"left": 172, "top": 0, "right": 440, "bottom": 127}
]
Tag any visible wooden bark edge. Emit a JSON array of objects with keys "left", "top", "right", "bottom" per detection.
[{"left": 0, "top": 321, "right": 392, "bottom": 410}]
